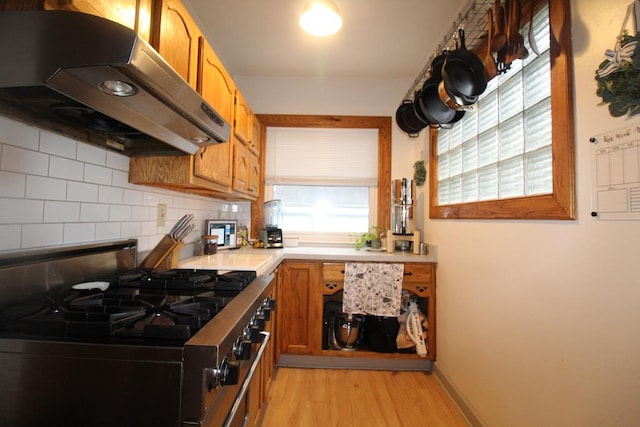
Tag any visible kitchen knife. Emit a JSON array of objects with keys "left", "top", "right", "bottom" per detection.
[
  {"left": 170, "top": 214, "right": 192, "bottom": 238},
  {"left": 176, "top": 223, "right": 195, "bottom": 242}
]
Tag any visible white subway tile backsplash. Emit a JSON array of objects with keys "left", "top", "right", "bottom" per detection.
[
  {"left": 0, "top": 171, "right": 26, "bottom": 198},
  {"left": 22, "top": 223, "right": 64, "bottom": 248},
  {"left": 67, "top": 181, "right": 99, "bottom": 202},
  {"left": 131, "top": 206, "right": 150, "bottom": 221},
  {"left": 112, "top": 170, "right": 130, "bottom": 188},
  {"left": 121, "top": 221, "right": 141, "bottom": 238},
  {"left": 63, "top": 223, "right": 96, "bottom": 244},
  {"left": 109, "top": 204, "right": 132, "bottom": 221},
  {"left": 44, "top": 201, "right": 80, "bottom": 222},
  {"left": 0, "top": 199, "right": 44, "bottom": 223},
  {"left": 0, "top": 117, "right": 39, "bottom": 150},
  {"left": 77, "top": 142, "right": 106, "bottom": 166},
  {"left": 0, "top": 225, "right": 21, "bottom": 251},
  {"left": 98, "top": 185, "right": 123, "bottom": 204},
  {"left": 106, "top": 151, "right": 129, "bottom": 172},
  {"left": 26, "top": 175, "right": 67, "bottom": 200},
  {"left": 49, "top": 156, "right": 84, "bottom": 181},
  {"left": 84, "top": 163, "right": 112, "bottom": 185},
  {"left": 140, "top": 220, "right": 159, "bottom": 236},
  {"left": 123, "top": 189, "right": 143, "bottom": 205},
  {"left": 39, "top": 131, "right": 77, "bottom": 159},
  {"left": 80, "top": 203, "right": 109, "bottom": 222},
  {"left": 96, "top": 222, "right": 121, "bottom": 241},
  {"left": 0, "top": 116, "right": 250, "bottom": 252},
  {"left": 1, "top": 145, "right": 49, "bottom": 176}
]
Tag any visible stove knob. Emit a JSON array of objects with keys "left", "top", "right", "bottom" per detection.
[
  {"left": 220, "top": 360, "right": 240, "bottom": 385},
  {"left": 220, "top": 358, "right": 240, "bottom": 386},
  {"left": 249, "top": 316, "right": 261, "bottom": 343},
  {"left": 263, "top": 297, "right": 276, "bottom": 311},
  {"left": 239, "top": 339, "right": 252, "bottom": 360},
  {"left": 255, "top": 309, "right": 266, "bottom": 329}
]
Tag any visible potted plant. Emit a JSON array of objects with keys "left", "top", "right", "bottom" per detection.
[{"left": 354, "top": 225, "right": 384, "bottom": 250}]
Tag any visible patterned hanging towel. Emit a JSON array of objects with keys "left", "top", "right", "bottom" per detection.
[{"left": 342, "top": 263, "right": 404, "bottom": 317}]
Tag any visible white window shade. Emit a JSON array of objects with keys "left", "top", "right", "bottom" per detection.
[{"left": 265, "top": 128, "right": 379, "bottom": 186}]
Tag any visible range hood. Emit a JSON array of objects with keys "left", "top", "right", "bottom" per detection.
[{"left": 0, "top": 11, "right": 231, "bottom": 157}]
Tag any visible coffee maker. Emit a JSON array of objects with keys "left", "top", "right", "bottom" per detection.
[
  {"left": 387, "top": 178, "right": 420, "bottom": 254},
  {"left": 259, "top": 199, "right": 283, "bottom": 248}
]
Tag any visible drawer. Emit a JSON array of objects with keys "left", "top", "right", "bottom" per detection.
[
  {"left": 322, "top": 263, "right": 345, "bottom": 282},
  {"left": 402, "top": 263, "right": 434, "bottom": 284}
]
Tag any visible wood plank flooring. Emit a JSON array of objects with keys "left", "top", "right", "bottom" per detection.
[{"left": 260, "top": 368, "right": 469, "bottom": 427}]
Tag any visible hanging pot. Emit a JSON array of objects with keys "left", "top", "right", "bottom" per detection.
[
  {"left": 442, "top": 28, "right": 488, "bottom": 98},
  {"left": 395, "top": 100, "right": 428, "bottom": 136},
  {"left": 437, "top": 80, "right": 478, "bottom": 111},
  {"left": 417, "top": 76, "right": 457, "bottom": 124}
]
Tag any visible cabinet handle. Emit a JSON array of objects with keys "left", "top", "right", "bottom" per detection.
[{"left": 403, "top": 272, "right": 413, "bottom": 276}]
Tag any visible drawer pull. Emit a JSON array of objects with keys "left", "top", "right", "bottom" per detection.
[{"left": 403, "top": 271, "right": 413, "bottom": 276}]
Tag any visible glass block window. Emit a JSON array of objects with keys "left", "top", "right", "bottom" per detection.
[{"left": 436, "top": 3, "right": 551, "bottom": 205}]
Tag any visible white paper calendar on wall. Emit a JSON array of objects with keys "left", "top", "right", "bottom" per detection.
[{"left": 590, "top": 123, "right": 640, "bottom": 220}]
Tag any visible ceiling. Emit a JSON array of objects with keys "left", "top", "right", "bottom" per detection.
[{"left": 183, "top": 0, "right": 468, "bottom": 82}]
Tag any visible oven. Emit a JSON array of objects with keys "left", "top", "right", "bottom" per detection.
[{"left": 0, "top": 240, "right": 275, "bottom": 427}]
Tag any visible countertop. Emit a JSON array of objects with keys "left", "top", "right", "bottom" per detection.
[{"left": 179, "top": 244, "right": 437, "bottom": 276}]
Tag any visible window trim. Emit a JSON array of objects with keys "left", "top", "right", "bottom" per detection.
[
  {"left": 429, "top": 0, "right": 576, "bottom": 220},
  {"left": 252, "top": 115, "right": 391, "bottom": 234}
]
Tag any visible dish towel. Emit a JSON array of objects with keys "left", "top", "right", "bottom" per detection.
[{"left": 342, "top": 263, "right": 404, "bottom": 317}]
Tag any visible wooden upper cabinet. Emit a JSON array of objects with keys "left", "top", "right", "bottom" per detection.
[
  {"left": 2, "top": 0, "right": 153, "bottom": 42},
  {"left": 198, "top": 38, "right": 235, "bottom": 124},
  {"left": 250, "top": 114, "right": 262, "bottom": 157},
  {"left": 232, "top": 140, "right": 260, "bottom": 199},
  {"left": 155, "top": 0, "right": 201, "bottom": 89},
  {"left": 193, "top": 38, "right": 235, "bottom": 188},
  {"left": 234, "top": 90, "right": 253, "bottom": 145}
]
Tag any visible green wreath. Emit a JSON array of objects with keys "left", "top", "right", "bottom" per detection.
[{"left": 595, "top": 31, "right": 640, "bottom": 117}]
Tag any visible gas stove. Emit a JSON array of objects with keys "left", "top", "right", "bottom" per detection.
[
  {"left": 1, "top": 268, "right": 257, "bottom": 343},
  {"left": 0, "top": 240, "right": 275, "bottom": 427}
]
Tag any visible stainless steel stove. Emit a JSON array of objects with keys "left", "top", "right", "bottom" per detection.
[{"left": 0, "top": 240, "right": 275, "bottom": 427}]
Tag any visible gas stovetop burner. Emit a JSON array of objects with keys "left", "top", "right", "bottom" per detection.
[{"left": 0, "top": 268, "right": 259, "bottom": 341}]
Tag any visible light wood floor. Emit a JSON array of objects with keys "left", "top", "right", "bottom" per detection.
[{"left": 260, "top": 368, "right": 469, "bottom": 427}]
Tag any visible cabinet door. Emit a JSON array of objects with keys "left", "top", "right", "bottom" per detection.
[
  {"left": 156, "top": 0, "right": 200, "bottom": 88},
  {"left": 278, "top": 261, "right": 322, "bottom": 355},
  {"left": 250, "top": 114, "right": 262, "bottom": 156},
  {"left": 234, "top": 90, "right": 253, "bottom": 145},
  {"left": 248, "top": 152, "right": 260, "bottom": 196},
  {"left": 232, "top": 140, "right": 250, "bottom": 194},
  {"left": 194, "top": 38, "right": 234, "bottom": 187}
]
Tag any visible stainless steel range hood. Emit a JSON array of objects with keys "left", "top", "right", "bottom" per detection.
[{"left": 0, "top": 11, "right": 231, "bottom": 157}]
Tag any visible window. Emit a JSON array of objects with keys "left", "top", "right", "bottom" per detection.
[
  {"left": 265, "top": 127, "right": 378, "bottom": 234},
  {"left": 254, "top": 115, "right": 391, "bottom": 242},
  {"left": 429, "top": 0, "right": 575, "bottom": 220}
]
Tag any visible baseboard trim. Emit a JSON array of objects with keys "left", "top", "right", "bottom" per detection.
[
  {"left": 277, "top": 354, "right": 433, "bottom": 371},
  {"left": 433, "top": 363, "right": 486, "bottom": 427}
]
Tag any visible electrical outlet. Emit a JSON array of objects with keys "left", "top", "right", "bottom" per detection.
[{"left": 157, "top": 203, "right": 167, "bottom": 227}]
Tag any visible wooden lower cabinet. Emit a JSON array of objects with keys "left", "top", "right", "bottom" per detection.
[
  {"left": 276, "top": 261, "right": 323, "bottom": 357},
  {"left": 278, "top": 260, "right": 436, "bottom": 362}
]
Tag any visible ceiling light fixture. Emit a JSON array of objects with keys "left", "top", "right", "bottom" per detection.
[{"left": 299, "top": 0, "right": 343, "bottom": 37}]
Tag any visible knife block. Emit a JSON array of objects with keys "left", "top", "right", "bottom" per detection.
[{"left": 140, "top": 235, "right": 184, "bottom": 270}]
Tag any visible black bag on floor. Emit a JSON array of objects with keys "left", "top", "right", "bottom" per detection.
[{"left": 364, "top": 316, "right": 399, "bottom": 353}]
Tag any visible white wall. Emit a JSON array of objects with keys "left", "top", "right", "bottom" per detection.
[
  {"left": 0, "top": 115, "right": 250, "bottom": 259},
  {"left": 420, "top": 0, "right": 640, "bottom": 425},
  {"left": 238, "top": 1, "right": 640, "bottom": 425}
]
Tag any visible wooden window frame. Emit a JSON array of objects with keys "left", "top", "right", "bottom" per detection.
[
  {"left": 251, "top": 115, "right": 391, "bottom": 235},
  {"left": 429, "top": 0, "right": 576, "bottom": 220}
]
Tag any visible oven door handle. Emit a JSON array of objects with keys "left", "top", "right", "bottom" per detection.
[{"left": 223, "top": 330, "right": 271, "bottom": 427}]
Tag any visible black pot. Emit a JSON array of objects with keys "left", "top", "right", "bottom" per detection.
[
  {"left": 417, "top": 76, "right": 456, "bottom": 125},
  {"left": 395, "top": 100, "right": 428, "bottom": 136},
  {"left": 442, "top": 28, "right": 487, "bottom": 98},
  {"left": 438, "top": 80, "right": 478, "bottom": 111}
]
